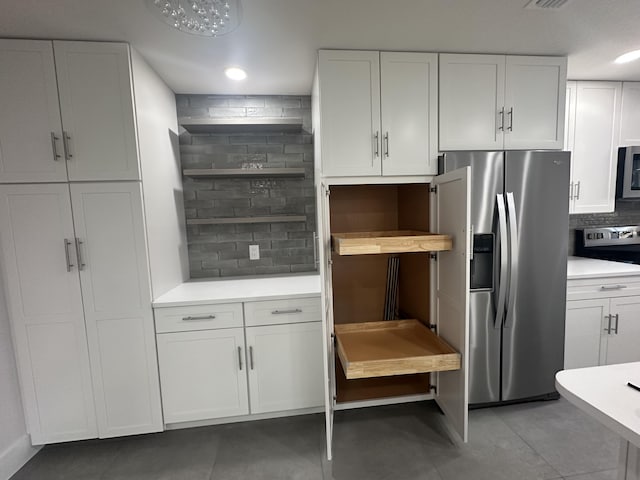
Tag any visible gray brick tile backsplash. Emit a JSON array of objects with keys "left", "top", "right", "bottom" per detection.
[{"left": 178, "top": 94, "right": 317, "bottom": 278}]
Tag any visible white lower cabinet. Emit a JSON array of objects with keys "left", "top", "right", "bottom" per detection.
[
  {"left": 564, "top": 298, "right": 609, "bottom": 369},
  {"left": 154, "top": 296, "right": 324, "bottom": 425}
]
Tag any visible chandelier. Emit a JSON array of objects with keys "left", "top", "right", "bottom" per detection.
[{"left": 146, "top": 0, "right": 242, "bottom": 37}]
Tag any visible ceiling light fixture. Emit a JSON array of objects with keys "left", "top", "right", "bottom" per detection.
[
  {"left": 225, "top": 67, "right": 247, "bottom": 80},
  {"left": 146, "top": 0, "right": 242, "bottom": 37},
  {"left": 615, "top": 50, "right": 640, "bottom": 64}
]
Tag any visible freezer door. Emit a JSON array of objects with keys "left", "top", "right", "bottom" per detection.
[
  {"left": 502, "top": 151, "right": 570, "bottom": 402},
  {"left": 433, "top": 167, "right": 470, "bottom": 442},
  {"left": 441, "top": 152, "right": 503, "bottom": 405}
]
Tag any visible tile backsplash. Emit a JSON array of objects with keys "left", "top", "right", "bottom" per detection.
[{"left": 177, "top": 95, "right": 317, "bottom": 278}]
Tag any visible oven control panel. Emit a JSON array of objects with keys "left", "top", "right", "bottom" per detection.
[{"left": 579, "top": 226, "right": 640, "bottom": 247}]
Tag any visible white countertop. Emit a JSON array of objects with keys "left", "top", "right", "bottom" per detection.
[
  {"left": 556, "top": 363, "right": 640, "bottom": 449},
  {"left": 567, "top": 256, "right": 640, "bottom": 280},
  {"left": 153, "top": 275, "right": 321, "bottom": 307}
]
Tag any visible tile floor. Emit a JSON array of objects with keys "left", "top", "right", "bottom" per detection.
[{"left": 11, "top": 398, "right": 620, "bottom": 480}]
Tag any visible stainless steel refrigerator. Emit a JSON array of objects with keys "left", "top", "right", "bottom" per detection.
[{"left": 440, "top": 151, "right": 570, "bottom": 405}]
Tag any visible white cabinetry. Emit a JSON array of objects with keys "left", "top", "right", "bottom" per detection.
[
  {"left": 0, "top": 39, "right": 140, "bottom": 183},
  {"left": 565, "top": 276, "right": 640, "bottom": 369},
  {"left": 619, "top": 82, "right": 640, "bottom": 145},
  {"left": 316, "top": 50, "right": 438, "bottom": 177},
  {"left": 0, "top": 183, "right": 162, "bottom": 444},
  {"left": 439, "top": 54, "right": 566, "bottom": 151},
  {"left": 154, "top": 296, "right": 324, "bottom": 425},
  {"left": 565, "top": 81, "right": 622, "bottom": 213}
]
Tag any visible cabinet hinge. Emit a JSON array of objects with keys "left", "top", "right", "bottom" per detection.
[
  {"left": 429, "top": 324, "right": 437, "bottom": 333},
  {"left": 430, "top": 253, "right": 437, "bottom": 261},
  {"left": 430, "top": 186, "right": 437, "bottom": 193},
  {"left": 325, "top": 188, "right": 330, "bottom": 197},
  {"left": 328, "top": 259, "right": 333, "bottom": 266},
  {"left": 429, "top": 384, "right": 437, "bottom": 394}
]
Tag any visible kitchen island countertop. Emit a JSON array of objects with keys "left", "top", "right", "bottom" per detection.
[{"left": 567, "top": 256, "right": 640, "bottom": 280}]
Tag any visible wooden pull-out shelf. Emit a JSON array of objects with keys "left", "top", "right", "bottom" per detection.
[
  {"left": 332, "top": 231, "right": 452, "bottom": 255},
  {"left": 335, "top": 319, "right": 460, "bottom": 379}
]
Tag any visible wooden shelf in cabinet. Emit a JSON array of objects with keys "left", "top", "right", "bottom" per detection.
[
  {"left": 183, "top": 168, "right": 305, "bottom": 178},
  {"left": 331, "top": 231, "right": 452, "bottom": 255},
  {"left": 335, "top": 319, "right": 460, "bottom": 379}
]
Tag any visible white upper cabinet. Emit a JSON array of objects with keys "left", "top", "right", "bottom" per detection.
[
  {"left": 619, "top": 82, "right": 640, "bottom": 145},
  {"left": 316, "top": 50, "right": 438, "bottom": 177},
  {"left": 0, "top": 40, "right": 140, "bottom": 183},
  {"left": 569, "top": 82, "right": 621, "bottom": 214},
  {"left": 0, "top": 40, "right": 68, "bottom": 182},
  {"left": 439, "top": 54, "right": 566, "bottom": 151}
]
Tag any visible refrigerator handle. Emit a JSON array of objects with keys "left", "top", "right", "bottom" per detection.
[
  {"left": 495, "top": 194, "right": 509, "bottom": 329},
  {"left": 505, "top": 192, "right": 519, "bottom": 329}
]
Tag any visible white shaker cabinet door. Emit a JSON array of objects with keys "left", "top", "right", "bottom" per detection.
[
  {"left": 70, "top": 182, "right": 162, "bottom": 438},
  {"left": 0, "top": 40, "right": 68, "bottom": 182},
  {"left": 54, "top": 41, "right": 139, "bottom": 181},
  {"left": 157, "top": 329, "right": 250, "bottom": 423},
  {"left": 380, "top": 52, "right": 438, "bottom": 176},
  {"left": 564, "top": 299, "right": 608, "bottom": 370},
  {"left": 246, "top": 322, "right": 324, "bottom": 415},
  {"left": 0, "top": 184, "right": 97, "bottom": 444},
  {"left": 605, "top": 296, "right": 640, "bottom": 365},
  {"left": 619, "top": 82, "right": 640, "bottom": 145},
  {"left": 504, "top": 56, "right": 566, "bottom": 150}
]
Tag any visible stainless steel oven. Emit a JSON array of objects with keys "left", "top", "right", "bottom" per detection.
[{"left": 616, "top": 146, "right": 640, "bottom": 199}]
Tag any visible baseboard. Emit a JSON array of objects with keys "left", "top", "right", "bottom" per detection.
[{"left": 0, "top": 434, "right": 41, "bottom": 480}]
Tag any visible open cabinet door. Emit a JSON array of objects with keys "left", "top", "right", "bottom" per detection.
[
  {"left": 432, "top": 167, "right": 470, "bottom": 442},
  {"left": 317, "top": 182, "right": 336, "bottom": 460}
]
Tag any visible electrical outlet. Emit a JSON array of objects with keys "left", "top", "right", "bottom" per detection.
[{"left": 249, "top": 244, "right": 260, "bottom": 260}]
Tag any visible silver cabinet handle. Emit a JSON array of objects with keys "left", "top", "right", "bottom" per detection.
[
  {"left": 237, "top": 346, "right": 243, "bottom": 370},
  {"left": 384, "top": 132, "right": 389, "bottom": 157},
  {"left": 182, "top": 315, "right": 216, "bottom": 321},
  {"left": 312, "top": 231, "right": 318, "bottom": 267},
  {"left": 50, "top": 132, "right": 61, "bottom": 161},
  {"left": 604, "top": 314, "right": 612, "bottom": 334},
  {"left": 504, "top": 192, "right": 519, "bottom": 329},
  {"left": 495, "top": 194, "right": 508, "bottom": 329},
  {"left": 575, "top": 181, "right": 581, "bottom": 200},
  {"left": 271, "top": 309, "right": 303, "bottom": 315},
  {"left": 498, "top": 108, "right": 505, "bottom": 131},
  {"left": 63, "top": 131, "right": 73, "bottom": 160},
  {"left": 507, "top": 107, "right": 514, "bottom": 132},
  {"left": 612, "top": 313, "right": 619, "bottom": 334},
  {"left": 75, "top": 238, "right": 85, "bottom": 271},
  {"left": 373, "top": 131, "right": 380, "bottom": 158},
  {"left": 63, "top": 239, "right": 74, "bottom": 272},
  {"left": 569, "top": 182, "right": 574, "bottom": 201},
  {"left": 249, "top": 346, "right": 254, "bottom": 370},
  {"left": 600, "top": 285, "right": 627, "bottom": 291}
]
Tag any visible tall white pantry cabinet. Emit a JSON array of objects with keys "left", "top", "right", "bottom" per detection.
[{"left": 0, "top": 39, "right": 187, "bottom": 445}]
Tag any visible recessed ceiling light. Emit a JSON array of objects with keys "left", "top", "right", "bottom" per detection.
[
  {"left": 225, "top": 67, "right": 247, "bottom": 80},
  {"left": 615, "top": 50, "right": 640, "bottom": 64}
]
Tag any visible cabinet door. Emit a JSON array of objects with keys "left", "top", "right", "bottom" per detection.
[
  {"left": 564, "top": 299, "right": 608, "bottom": 369},
  {"left": 432, "top": 166, "right": 470, "bottom": 442},
  {"left": 504, "top": 56, "right": 567, "bottom": 150},
  {"left": 54, "top": 41, "right": 139, "bottom": 181},
  {"left": 605, "top": 296, "right": 640, "bottom": 365},
  {"left": 380, "top": 52, "right": 438, "bottom": 176},
  {"left": 439, "top": 54, "right": 505, "bottom": 151},
  {"left": 571, "top": 82, "right": 622, "bottom": 214},
  {"left": 246, "top": 322, "right": 324, "bottom": 414},
  {"left": 0, "top": 184, "right": 97, "bottom": 444},
  {"left": 70, "top": 182, "right": 162, "bottom": 438},
  {"left": 0, "top": 40, "right": 67, "bottom": 182},
  {"left": 565, "top": 81, "right": 577, "bottom": 211},
  {"left": 619, "top": 82, "right": 640, "bottom": 145},
  {"left": 156, "top": 329, "right": 249, "bottom": 423},
  {"left": 318, "top": 50, "right": 381, "bottom": 176}
]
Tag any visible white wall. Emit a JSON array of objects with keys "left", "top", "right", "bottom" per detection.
[
  {"left": 131, "top": 48, "right": 189, "bottom": 299},
  {"left": 0, "top": 274, "right": 39, "bottom": 480}
]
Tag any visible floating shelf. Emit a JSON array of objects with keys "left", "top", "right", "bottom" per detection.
[
  {"left": 183, "top": 168, "right": 305, "bottom": 178},
  {"left": 332, "top": 230, "right": 452, "bottom": 255},
  {"left": 187, "top": 215, "right": 307, "bottom": 225},
  {"left": 179, "top": 117, "right": 303, "bottom": 134},
  {"left": 335, "top": 320, "right": 460, "bottom": 380}
]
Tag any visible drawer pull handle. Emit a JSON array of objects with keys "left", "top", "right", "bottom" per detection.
[
  {"left": 249, "top": 346, "right": 254, "bottom": 370},
  {"left": 600, "top": 285, "right": 627, "bottom": 291},
  {"left": 271, "top": 309, "right": 302, "bottom": 315},
  {"left": 182, "top": 315, "right": 216, "bottom": 321}
]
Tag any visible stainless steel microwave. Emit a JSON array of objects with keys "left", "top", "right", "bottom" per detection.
[{"left": 616, "top": 146, "right": 640, "bottom": 199}]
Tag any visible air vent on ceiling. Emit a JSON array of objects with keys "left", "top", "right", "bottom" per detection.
[{"left": 525, "top": 0, "right": 572, "bottom": 9}]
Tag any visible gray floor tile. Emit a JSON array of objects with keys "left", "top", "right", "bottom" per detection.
[
  {"left": 564, "top": 469, "right": 618, "bottom": 480},
  {"left": 493, "top": 398, "right": 620, "bottom": 477},
  {"left": 101, "top": 425, "right": 219, "bottom": 480},
  {"left": 209, "top": 413, "right": 324, "bottom": 480}
]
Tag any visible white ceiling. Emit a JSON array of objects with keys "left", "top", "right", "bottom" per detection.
[{"left": 1, "top": 0, "right": 640, "bottom": 94}]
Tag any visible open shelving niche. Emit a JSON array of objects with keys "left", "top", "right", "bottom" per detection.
[{"left": 327, "top": 184, "right": 460, "bottom": 403}]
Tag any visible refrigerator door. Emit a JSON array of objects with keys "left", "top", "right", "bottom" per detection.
[
  {"left": 502, "top": 151, "right": 570, "bottom": 402},
  {"left": 440, "top": 152, "right": 503, "bottom": 404}
]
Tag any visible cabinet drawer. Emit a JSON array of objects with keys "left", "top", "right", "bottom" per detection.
[
  {"left": 154, "top": 303, "right": 243, "bottom": 333},
  {"left": 567, "top": 277, "right": 640, "bottom": 301},
  {"left": 244, "top": 297, "right": 321, "bottom": 327}
]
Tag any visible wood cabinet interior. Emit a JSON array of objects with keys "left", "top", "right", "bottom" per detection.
[{"left": 330, "top": 184, "right": 443, "bottom": 403}]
